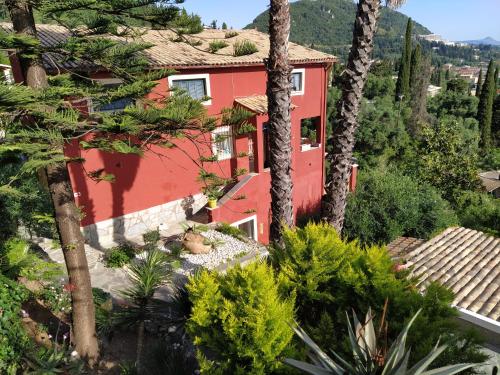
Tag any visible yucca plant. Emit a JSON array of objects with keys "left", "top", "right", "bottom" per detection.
[
  {"left": 114, "top": 248, "right": 172, "bottom": 373},
  {"left": 285, "top": 309, "right": 478, "bottom": 375}
]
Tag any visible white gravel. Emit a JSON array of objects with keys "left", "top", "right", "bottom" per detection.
[{"left": 167, "top": 230, "right": 255, "bottom": 275}]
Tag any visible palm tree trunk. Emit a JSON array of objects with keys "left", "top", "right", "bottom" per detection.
[
  {"left": 5, "top": 0, "right": 99, "bottom": 366},
  {"left": 266, "top": 0, "right": 294, "bottom": 245},
  {"left": 322, "top": 0, "right": 381, "bottom": 232}
]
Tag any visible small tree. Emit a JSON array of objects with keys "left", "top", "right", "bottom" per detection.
[
  {"left": 475, "top": 68, "right": 482, "bottom": 97},
  {"left": 477, "top": 59, "right": 496, "bottom": 152},
  {"left": 221, "top": 22, "right": 228, "bottom": 30},
  {"left": 395, "top": 17, "right": 412, "bottom": 101},
  {"left": 186, "top": 262, "right": 295, "bottom": 374}
]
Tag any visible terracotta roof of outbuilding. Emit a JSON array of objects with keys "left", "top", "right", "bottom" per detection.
[
  {"left": 386, "top": 237, "right": 425, "bottom": 259},
  {"left": 235, "top": 95, "right": 297, "bottom": 114},
  {"left": 0, "top": 23, "right": 336, "bottom": 70},
  {"left": 479, "top": 171, "right": 500, "bottom": 193},
  {"left": 401, "top": 227, "right": 500, "bottom": 322}
]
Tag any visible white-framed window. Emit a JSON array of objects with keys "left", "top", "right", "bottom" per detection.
[
  {"left": 168, "top": 73, "right": 212, "bottom": 105},
  {"left": 231, "top": 215, "right": 258, "bottom": 241},
  {"left": 212, "top": 125, "right": 234, "bottom": 160},
  {"left": 90, "top": 78, "right": 134, "bottom": 113},
  {"left": 291, "top": 68, "right": 305, "bottom": 96}
]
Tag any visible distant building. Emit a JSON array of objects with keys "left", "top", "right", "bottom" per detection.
[
  {"left": 427, "top": 84, "right": 442, "bottom": 97},
  {"left": 479, "top": 171, "right": 500, "bottom": 198}
]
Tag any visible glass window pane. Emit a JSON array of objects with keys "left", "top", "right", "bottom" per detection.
[
  {"left": 98, "top": 97, "right": 134, "bottom": 112},
  {"left": 172, "top": 78, "right": 207, "bottom": 100},
  {"left": 292, "top": 72, "right": 302, "bottom": 92}
]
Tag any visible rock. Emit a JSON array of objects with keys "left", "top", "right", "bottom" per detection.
[{"left": 183, "top": 231, "right": 211, "bottom": 254}]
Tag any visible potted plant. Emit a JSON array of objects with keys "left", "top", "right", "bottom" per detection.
[{"left": 205, "top": 186, "right": 222, "bottom": 208}]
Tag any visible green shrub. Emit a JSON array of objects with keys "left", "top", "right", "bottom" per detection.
[
  {"left": 0, "top": 274, "right": 31, "bottom": 374},
  {"left": 37, "top": 282, "right": 72, "bottom": 313},
  {"left": 344, "top": 170, "right": 457, "bottom": 245},
  {"left": 273, "top": 223, "right": 487, "bottom": 369},
  {"left": 0, "top": 237, "right": 62, "bottom": 281},
  {"left": 455, "top": 190, "right": 500, "bottom": 236},
  {"left": 104, "top": 243, "right": 136, "bottom": 268},
  {"left": 233, "top": 40, "right": 258, "bottom": 56},
  {"left": 186, "top": 261, "right": 295, "bottom": 374},
  {"left": 215, "top": 222, "right": 247, "bottom": 241},
  {"left": 225, "top": 31, "right": 239, "bottom": 39},
  {"left": 208, "top": 40, "right": 228, "bottom": 53},
  {"left": 143, "top": 229, "right": 161, "bottom": 251}
]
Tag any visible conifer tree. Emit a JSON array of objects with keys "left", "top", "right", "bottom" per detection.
[
  {"left": 476, "top": 68, "right": 483, "bottom": 97},
  {"left": 0, "top": 0, "right": 223, "bottom": 367},
  {"left": 395, "top": 17, "right": 412, "bottom": 101},
  {"left": 495, "top": 66, "right": 499, "bottom": 90},
  {"left": 409, "top": 43, "right": 421, "bottom": 90},
  {"left": 477, "top": 59, "right": 496, "bottom": 152},
  {"left": 222, "top": 22, "right": 228, "bottom": 30}
]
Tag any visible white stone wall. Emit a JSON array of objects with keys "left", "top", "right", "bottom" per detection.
[{"left": 82, "top": 193, "right": 207, "bottom": 248}]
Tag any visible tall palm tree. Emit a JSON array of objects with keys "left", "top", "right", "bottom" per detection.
[
  {"left": 322, "top": 0, "right": 406, "bottom": 233},
  {"left": 267, "top": 0, "right": 294, "bottom": 245},
  {"left": 4, "top": 0, "right": 99, "bottom": 364}
]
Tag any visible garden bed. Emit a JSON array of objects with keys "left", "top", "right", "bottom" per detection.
[{"left": 163, "top": 229, "right": 267, "bottom": 276}]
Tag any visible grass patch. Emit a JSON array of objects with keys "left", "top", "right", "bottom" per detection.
[
  {"left": 233, "top": 40, "right": 258, "bottom": 56},
  {"left": 224, "top": 31, "right": 239, "bottom": 39},
  {"left": 208, "top": 40, "right": 229, "bottom": 53}
]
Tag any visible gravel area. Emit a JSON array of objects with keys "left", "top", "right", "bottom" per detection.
[{"left": 166, "top": 229, "right": 258, "bottom": 275}]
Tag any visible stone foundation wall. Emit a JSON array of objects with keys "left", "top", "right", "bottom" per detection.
[{"left": 82, "top": 194, "right": 207, "bottom": 248}]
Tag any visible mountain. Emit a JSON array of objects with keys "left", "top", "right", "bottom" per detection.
[
  {"left": 245, "top": 0, "right": 431, "bottom": 61},
  {"left": 461, "top": 37, "right": 500, "bottom": 46}
]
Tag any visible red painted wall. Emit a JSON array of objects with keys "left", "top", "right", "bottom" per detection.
[{"left": 63, "top": 63, "right": 331, "bottom": 243}]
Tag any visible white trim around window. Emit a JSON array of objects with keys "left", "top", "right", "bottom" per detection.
[
  {"left": 211, "top": 125, "right": 234, "bottom": 161},
  {"left": 168, "top": 73, "right": 212, "bottom": 105},
  {"left": 231, "top": 215, "right": 258, "bottom": 241},
  {"left": 291, "top": 68, "right": 305, "bottom": 96}
]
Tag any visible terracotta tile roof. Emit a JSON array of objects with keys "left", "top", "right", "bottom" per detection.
[
  {"left": 387, "top": 237, "right": 425, "bottom": 259},
  {"left": 403, "top": 227, "right": 500, "bottom": 322},
  {"left": 479, "top": 171, "right": 500, "bottom": 193},
  {"left": 235, "top": 95, "right": 297, "bottom": 114},
  {"left": 0, "top": 23, "right": 336, "bottom": 70}
]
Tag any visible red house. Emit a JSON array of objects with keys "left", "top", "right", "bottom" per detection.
[{"left": 6, "top": 24, "right": 338, "bottom": 246}]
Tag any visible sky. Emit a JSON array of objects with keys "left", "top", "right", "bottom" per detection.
[{"left": 182, "top": 0, "right": 500, "bottom": 41}]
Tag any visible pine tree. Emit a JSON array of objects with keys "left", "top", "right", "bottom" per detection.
[
  {"left": 0, "top": 0, "right": 241, "bottom": 367},
  {"left": 495, "top": 66, "right": 499, "bottom": 91},
  {"left": 475, "top": 68, "right": 483, "bottom": 97},
  {"left": 408, "top": 52, "right": 430, "bottom": 135},
  {"left": 222, "top": 22, "right": 228, "bottom": 30},
  {"left": 395, "top": 17, "right": 412, "bottom": 101},
  {"left": 492, "top": 94, "right": 500, "bottom": 146},
  {"left": 477, "top": 60, "right": 496, "bottom": 152},
  {"left": 409, "top": 43, "right": 421, "bottom": 90}
]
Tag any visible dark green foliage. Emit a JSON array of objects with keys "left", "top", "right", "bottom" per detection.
[
  {"left": 455, "top": 191, "right": 500, "bottom": 236},
  {"left": 0, "top": 237, "right": 62, "bottom": 281},
  {"left": 343, "top": 170, "right": 457, "bottom": 245},
  {"left": 233, "top": 40, "right": 259, "bottom": 56},
  {"left": 395, "top": 18, "right": 412, "bottom": 101},
  {"left": 37, "top": 282, "right": 72, "bottom": 313},
  {"left": 363, "top": 73, "right": 396, "bottom": 100},
  {"left": 273, "top": 223, "right": 487, "bottom": 369},
  {"left": 246, "top": 0, "right": 430, "bottom": 61},
  {"left": 446, "top": 78, "right": 470, "bottom": 94},
  {"left": 475, "top": 69, "right": 483, "bottom": 97},
  {"left": 0, "top": 274, "right": 31, "bottom": 374},
  {"left": 208, "top": 40, "right": 229, "bottom": 53},
  {"left": 493, "top": 94, "right": 500, "bottom": 146},
  {"left": 428, "top": 90, "right": 479, "bottom": 119},
  {"left": 186, "top": 262, "right": 295, "bottom": 374},
  {"left": 104, "top": 243, "right": 136, "bottom": 268},
  {"left": 416, "top": 120, "right": 481, "bottom": 201},
  {"left": 23, "top": 346, "right": 84, "bottom": 374},
  {"left": 409, "top": 43, "right": 422, "bottom": 90},
  {"left": 354, "top": 96, "right": 410, "bottom": 168},
  {"left": 221, "top": 22, "right": 228, "bottom": 30},
  {"left": 477, "top": 60, "right": 497, "bottom": 151},
  {"left": 143, "top": 229, "right": 161, "bottom": 250}
]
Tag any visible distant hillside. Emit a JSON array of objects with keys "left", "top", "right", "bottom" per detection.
[
  {"left": 245, "top": 0, "right": 431, "bottom": 62},
  {"left": 462, "top": 37, "right": 500, "bottom": 46}
]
